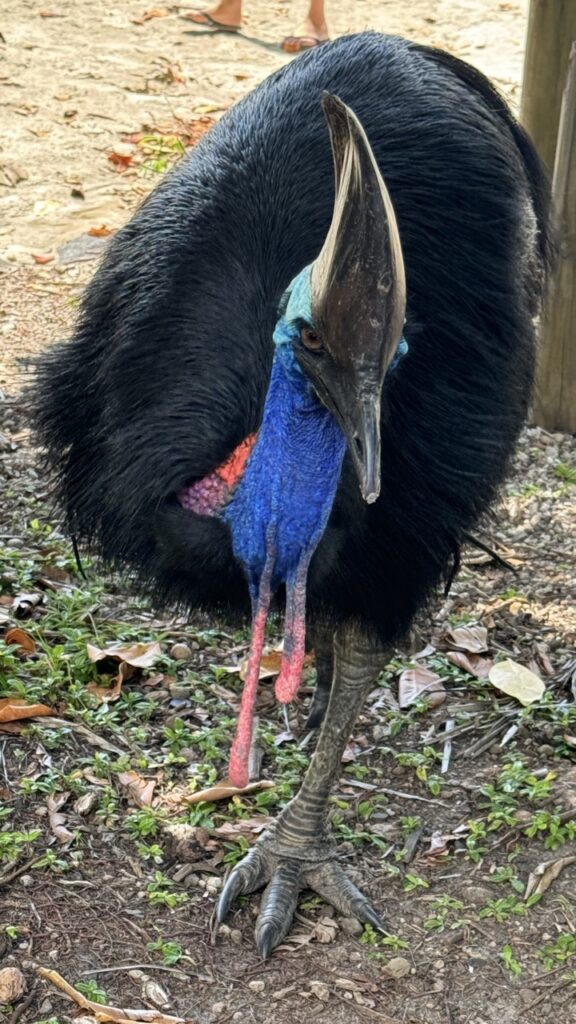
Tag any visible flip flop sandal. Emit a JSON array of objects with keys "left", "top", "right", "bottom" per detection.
[
  {"left": 180, "top": 11, "right": 241, "bottom": 32},
  {"left": 281, "top": 35, "right": 329, "bottom": 53}
]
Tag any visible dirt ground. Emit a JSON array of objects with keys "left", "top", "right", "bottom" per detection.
[{"left": 1, "top": 3, "right": 575, "bottom": 1024}]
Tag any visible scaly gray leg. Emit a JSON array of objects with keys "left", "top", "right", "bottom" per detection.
[
  {"left": 217, "top": 625, "right": 388, "bottom": 957},
  {"left": 305, "top": 620, "right": 335, "bottom": 729}
]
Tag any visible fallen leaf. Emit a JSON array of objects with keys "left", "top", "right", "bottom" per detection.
[
  {"left": 87, "top": 224, "right": 113, "bottom": 237},
  {"left": 0, "top": 697, "right": 54, "bottom": 723},
  {"left": 381, "top": 956, "right": 411, "bottom": 980},
  {"left": 87, "top": 641, "right": 162, "bottom": 669},
  {"left": 86, "top": 661, "right": 131, "bottom": 702},
  {"left": 446, "top": 650, "right": 492, "bottom": 678},
  {"left": 524, "top": 855, "right": 576, "bottom": 899},
  {"left": 47, "top": 791, "right": 74, "bottom": 844},
  {"left": 213, "top": 816, "right": 273, "bottom": 840},
  {"left": 118, "top": 771, "right": 157, "bottom": 807},
  {"left": 0, "top": 967, "right": 26, "bottom": 1003},
  {"left": 5, "top": 627, "right": 36, "bottom": 655},
  {"left": 132, "top": 7, "right": 169, "bottom": 22},
  {"left": 398, "top": 667, "right": 447, "bottom": 709},
  {"left": 107, "top": 146, "right": 135, "bottom": 171},
  {"left": 313, "top": 917, "right": 338, "bottom": 944},
  {"left": 183, "top": 779, "right": 274, "bottom": 804},
  {"left": 240, "top": 650, "right": 282, "bottom": 680},
  {"left": 489, "top": 659, "right": 545, "bottom": 706},
  {"left": 74, "top": 791, "right": 100, "bottom": 815},
  {"left": 445, "top": 625, "right": 489, "bottom": 653}
]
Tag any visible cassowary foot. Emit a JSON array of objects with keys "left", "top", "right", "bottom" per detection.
[{"left": 217, "top": 832, "right": 383, "bottom": 957}]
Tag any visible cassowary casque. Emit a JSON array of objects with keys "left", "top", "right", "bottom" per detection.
[{"left": 34, "top": 33, "right": 552, "bottom": 956}]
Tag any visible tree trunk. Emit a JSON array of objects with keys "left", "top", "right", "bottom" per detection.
[
  {"left": 520, "top": 0, "right": 576, "bottom": 172},
  {"left": 532, "top": 43, "right": 576, "bottom": 434}
]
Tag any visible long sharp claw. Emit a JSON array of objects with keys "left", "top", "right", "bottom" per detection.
[
  {"left": 305, "top": 860, "right": 384, "bottom": 931},
  {"left": 353, "top": 898, "right": 385, "bottom": 932},
  {"left": 217, "top": 848, "right": 265, "bottom": 922},
  {"left": 255, "top": 861, "right": 301, "bottom": 958}
]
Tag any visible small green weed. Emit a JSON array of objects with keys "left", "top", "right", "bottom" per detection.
[
  {"left": 147, "top": 938, "right": 184, "bottom": 965},
  {"left": 75, "top": 981, "right": 107, "bottom": 1004}
]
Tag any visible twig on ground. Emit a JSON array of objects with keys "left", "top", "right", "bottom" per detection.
[
  {"left": 441, "top": 718, "right": 455, "bottom": 774},
  {"left": 37, "top": 967, "right": 197, "bottom": 1023},
  {"left": 9, "top": 985, "right": 36, "bottom": 1024}
]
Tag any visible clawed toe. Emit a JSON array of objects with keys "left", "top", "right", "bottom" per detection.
[
  {"left": 217, "top": 846, "right": 267, "bottom": 922},
  {"left": 305, "top": 859, "right": 384, "bottom": 930},
  {"left": 216, "top": 833, "right": 383, "bottom": 957}
]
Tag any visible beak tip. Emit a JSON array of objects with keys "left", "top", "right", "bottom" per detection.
[{"left": 363, "top": 488, "right": 380, "bottom": 505}]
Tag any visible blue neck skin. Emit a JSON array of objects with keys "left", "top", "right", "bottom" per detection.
[{"left": 223, "top": 264, "right": 346, "bottom": 601}]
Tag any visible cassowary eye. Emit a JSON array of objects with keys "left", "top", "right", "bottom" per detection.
[{"left": 300, "top": 326, "right": 323, "bottom": 352}]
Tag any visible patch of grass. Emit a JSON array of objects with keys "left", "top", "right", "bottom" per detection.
[
  {"left": 555, "top": 462, "right": 576, "bottom": 484},
  {"left": 423, "top": 894, "right": 466, "bottom": 932},
  {"left": 540, "top": 932, "right": 576, "bottom": 971},
  {"left": 75, "top": 980, "right": 107, "bottom": 1004},
  {"left": 147, "top": 871, "right": 189, "bottom": 909},
  {"left": 500, "top": 944, "right": 523, "bottom": 976},
  {"left": 147, "top": 938, "right": 184, "bottom": 965}
]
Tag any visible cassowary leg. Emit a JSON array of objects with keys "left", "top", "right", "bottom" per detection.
[
  {"left": 305, "top": 620, "right": 335, "bottom": 730},
  {"left": 217, "top": 626, "right": 387, "bottom": 957}
]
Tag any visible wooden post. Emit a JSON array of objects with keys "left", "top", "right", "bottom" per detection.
[
  {"left": 532, "top": 43, "right": 576, "bottom": 434},
  {"left": 521, "top": 0, "right": 576, "bottom": 172}
]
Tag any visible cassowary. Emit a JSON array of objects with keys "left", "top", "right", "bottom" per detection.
[{"left": 34, "top": 33, "right": 551, "bottom": 957}]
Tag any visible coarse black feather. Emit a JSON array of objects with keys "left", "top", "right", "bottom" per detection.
[{"left": 32, "top": 32, "right": 552, "bottom": 643}]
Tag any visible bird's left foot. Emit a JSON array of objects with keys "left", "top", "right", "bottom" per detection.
[{"left": 216, "top": 830, "right": 383, "bottom": 957}]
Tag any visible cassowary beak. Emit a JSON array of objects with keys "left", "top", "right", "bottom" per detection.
[{"left": 298, "top": 94, "right": 406, "bottom": 503}]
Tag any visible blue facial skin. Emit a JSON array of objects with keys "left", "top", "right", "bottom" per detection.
[{"left": 222, "top": 265, "right": 346, "bottom": 602}]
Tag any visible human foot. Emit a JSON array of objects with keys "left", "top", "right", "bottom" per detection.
[
  {"left": 281, "top": 17, "right": 330, "bottom": 53},
  {"left": 181, "top": 0, "right": 242, "bottom": 31}
]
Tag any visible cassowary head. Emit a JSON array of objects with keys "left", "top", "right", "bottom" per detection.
[
  {"left": 276, "top": 93, "right": 406, "bottom": 503},
  {"left": 180, "top": 94, "right": 406, "bottom": 785}
]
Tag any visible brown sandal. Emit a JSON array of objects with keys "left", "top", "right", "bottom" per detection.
[{"left": 281, "top": 35, "right": 329, "bottom": 53}]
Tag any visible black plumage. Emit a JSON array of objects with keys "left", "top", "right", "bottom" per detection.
[
  {"left": 33, "top": 33, "right": 552, "bottom": 953},
  {"left": 34, "top": 34, "right": 550, "bottom": 644}
]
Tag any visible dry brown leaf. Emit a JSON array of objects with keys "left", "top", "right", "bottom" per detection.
[
  {"left": 213, "top": 816, "right": 273, "bottom": 840},
  {"left": 183, "top": 779, "right": 274, "bottom": 804},
  {"left": 524, "top": 855, "right": 576, "bottom": 900},
  {"left": 446, "top": 650, "right": 493, "bottom": 678},
  {"left": 118, "top": 771, "right": 157, "bottom": 808},
  {"left": 398, "top": 667, "right": 447, "bottom": 709},
  {"left": 5, "top": 627, "right": 36, "bottom": 655},
  {"left": 88, "top": 225, "right": 113, "bottom": 237},
  {"left": 445, "top": 625, "right": 489, "bottom": 653},
  {"left": 87, "top": 641, "right": 162, "bottom": 669},
  {"left": 489, "top": 659, "right": 545, "bottom": 706},
  {"left": 0, "top": 967, "right": 26, "bottom": 1003},
  {"left": 47, "top": 791, "right": 74, "bottom": 844},
  {"left": 313, "top": 917, "right": 338, "bottom": 944},
  {"left": 86, "top": 661, "right": 133, "bottom": 702},
  {"left": 240, "top": 650, "right": 283, "bottom": 680},
  {"left": 0, "top": 697, "right": 54, "bottom": 723},
  {"left": 107, "top": 147, "right": 135, "bottom": 172}
]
